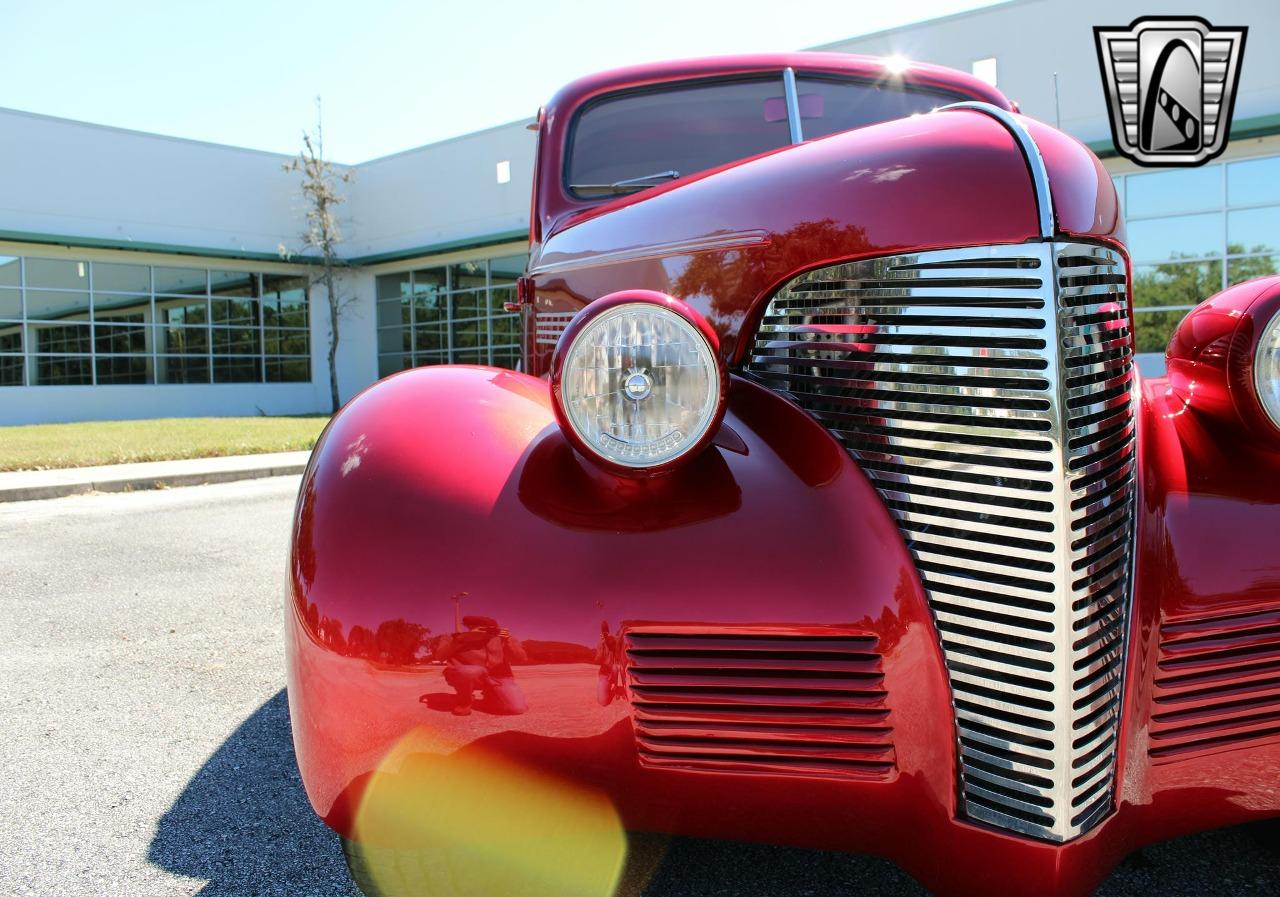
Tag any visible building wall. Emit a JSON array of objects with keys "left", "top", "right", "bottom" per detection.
[
  {"left": 0, "top": 108, "right": 311, "bottom": 259},
  {"left": 814, "top": 0, "right": 1280, "bottom": 147},
  {"left": 347, "top": 121, "right": 534, "bottom": 261},
  {"left": 819, "top": 0, "right": 1280, "bottom": 374},
  {"left": 0, "top": 109, "right": 532, "bottom": 424},
  {"left": 3, "top": 1, "right": 1278, "bottom": 424}
]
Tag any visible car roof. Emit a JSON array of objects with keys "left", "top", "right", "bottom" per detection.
[{"left": 543, "top": 52, "right": 1013, "bottom": 116}]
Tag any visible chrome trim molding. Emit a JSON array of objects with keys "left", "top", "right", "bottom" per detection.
[
  {"left": 745, "top": 241, "right": 1136, "bottom": 842},
  {"left": 529, "top": 229, "right": 770, "bottom": 277},
  {"left": 936, "top": 102, "right": 1054, "bottom": 240},
  {"left": 783, "top": 67, "right": 804, "bottom": 144}
]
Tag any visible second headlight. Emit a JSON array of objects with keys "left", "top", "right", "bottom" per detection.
[
  {"left": 551, "top": 292, "right": 725, "bottom": 472},
  {"left": 1256, "top": 308, "right": 1280, "bottom": 430}
]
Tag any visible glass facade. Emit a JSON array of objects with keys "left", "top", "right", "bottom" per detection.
[
  {"left": 1117, "top": 154, "right": 1280, "bottom": 354},
  {"left": 0, "top": 255, "right": 310, "bottom": 386},
  {"left": 375, "top": 253, "right": 525, "bottom": 377}
]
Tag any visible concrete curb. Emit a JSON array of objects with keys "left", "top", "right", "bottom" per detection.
[{"left": 0, "top": 451, "right": 311, "bottom": 503}]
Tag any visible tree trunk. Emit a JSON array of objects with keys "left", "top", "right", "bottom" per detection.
[{"left": 323, "top": 267, "right": 341, "bottom": 414}]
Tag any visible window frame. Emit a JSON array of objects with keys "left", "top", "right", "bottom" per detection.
[
  {"left": 1115, "top": 151, "right": 1280, "bottom": 355},
  {"left": 0, "top": 256, "right": 312, "bottom": 388}
]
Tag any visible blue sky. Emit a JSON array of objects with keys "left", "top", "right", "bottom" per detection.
[{"left": 1, "top": 0, "right": 998, "bottom": 163}]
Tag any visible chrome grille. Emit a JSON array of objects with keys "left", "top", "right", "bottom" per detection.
[
  {"left": 743, "top": 242, "right": 1135, "bottom": 842},
  {"left": 625, "top": 628, "right": 895, "bottom": 779}
]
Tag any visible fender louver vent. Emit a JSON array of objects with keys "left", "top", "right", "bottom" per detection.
[
  {"left": 1151, "top": 604, "right": 1280, "bottom": 760},
  {"left": 535, "top": 310, "right": 577, "bottom": 346},
  {"left": 624, "top": 629, "right": 895, "bottom": 779},
  {"left": 743, "top": 242, "right": 1136, "bottom": 842}
]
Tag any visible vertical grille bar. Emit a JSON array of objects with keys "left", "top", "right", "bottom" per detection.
[{"left": 743, "top": 241, "right": 1135, "bottom": 842}]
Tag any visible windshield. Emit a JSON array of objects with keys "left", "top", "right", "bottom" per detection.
[{"left": 566, "top": 74, "right": 959, "bottom": 198}]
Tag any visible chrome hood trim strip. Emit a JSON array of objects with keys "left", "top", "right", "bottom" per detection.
[{"left": 936, "top": 102, "right": 1054, "bottom": 240}]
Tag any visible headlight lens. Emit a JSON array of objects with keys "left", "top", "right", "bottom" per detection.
[
  {"left": 1256, "top": 310, "right": 1280, "bottom": 429},
  {"left": 558, "top": 302, "right": 721, "bottom": 468}
]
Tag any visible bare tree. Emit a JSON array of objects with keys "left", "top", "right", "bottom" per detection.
[{"left": 282, "top": 103, "right": 352, "bottom": 414}]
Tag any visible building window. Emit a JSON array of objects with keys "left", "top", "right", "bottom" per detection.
[
  {"left": 971, "top": 57, "right": 998, "bottom": 87},
  {"left": 1116, "top": 154, "right": 1280, "bottom": 354},
  {"left": 0, "top": 254, "right": 311, "bottom": 387},
  {"left": 375, "top": 252, "right": 526, "bottom": 378}
]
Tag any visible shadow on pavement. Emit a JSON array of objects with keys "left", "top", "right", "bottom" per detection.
[
  {"left": 147, "top": 688, "right": 1280, "bottom": 897},
  {"left": 147, "top": 689, "right": 355, "bottom": 896},
  {"left": 639, "top": 837, "right": 927, "bottom": 897},
  {"left": 1098, "top": 818, "right": 1280, "bottom": 896}
]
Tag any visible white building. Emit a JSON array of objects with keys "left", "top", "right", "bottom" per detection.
[{"left": 2, "top": 0, "right": 1277, "bottom": 424}]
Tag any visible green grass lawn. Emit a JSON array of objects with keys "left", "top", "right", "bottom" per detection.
[{"left": 0, "top": 416, "right": 330, "bottom": 472}]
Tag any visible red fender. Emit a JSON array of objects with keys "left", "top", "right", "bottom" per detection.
[
  {"left": 285, "top": 364, "right": 1280, "bottom": 897},
  {"left": 286, "top": 366, "right": 949, "bottom": 839}
]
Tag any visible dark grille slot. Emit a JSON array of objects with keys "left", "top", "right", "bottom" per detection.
[
  {"left": 1070, "top": 451, "right": 1135, "bottom": 493},
  {"left": 959, "top": 718, "right": 1055, "bottom": 752},
  {"left": 965, "top": 769, "right": 1057, "bottom": 807},
  {"left": 749, "top": 370, "right": 1054, "bottom": 411},
  {"left": 860, "top": 459, "right": 1053, "bottom": 494},
  {"left": 756, "top": 332, "right": 1049, "bottom": 350},
  {"left": 945, "top": 640, "right": 1057, "bottom": 674},
  {"left": 750, "top": 356, "right": 1050, "bottom": 391},
  {"left": 625, "top": 629, "right": 895, "bottom": 779},
  {"left": 1067, "top": 393, "right": 1132, "bottom": 430},
  {"left": 878, "top": 479, "right": 1055, "bottom": 512},
  {"left": 965, "top": 792, "right": 1055, "bottom": 829},
  {"left": 926, "top": 580, "right": 1057, "bottom": 616},
  {"left": 1066, "top": 347, "right": 1130, "bottom": 371},
  {"left": 788, "top": 276, "right": 1045, "bottom": 293},
  {"left": 805, "top": 405, "right": 1055, "bottom": 432},
  {"left": 1065, "top": 379, "right": 1131, "bottom": 412},
  {"left": 743, "top": 243, "right": 1136, "bottom": 842},
  {"left": 886, "top": 499, "right": 1056, "bottom": 534},
  {"left": 1150, "top": 602, "right": 1280, "bottom": 761},
  {"left": 902, "top": 519, "right": 1056, "bottom": 554},
  {"left": 951, "top": 660, "right": 1055, "bottom": 694},
  {"left": 756, "top": 347, "right": 1052, "bottom": 372},
  {"left": 913, "top": 539, "right": 1056, "bottom": 574},
  {"left": 899, "top": 257, "right": 1043, "bottom": 270}
]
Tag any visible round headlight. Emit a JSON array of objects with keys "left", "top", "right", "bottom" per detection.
[
  {"left": 1255, "top": 309, "right": 1280, "bottom": 429},
  {"left": 552, "top": 292, "right": 725, "bottom": 471}
]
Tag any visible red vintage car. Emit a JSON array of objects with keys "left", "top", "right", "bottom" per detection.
[{"left": 286, "top": 53, "right": 1280, "bottom": 897}]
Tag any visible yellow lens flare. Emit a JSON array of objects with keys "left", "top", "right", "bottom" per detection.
[{"left": 352, "top": 726, "right": 627, "bottom": 897}]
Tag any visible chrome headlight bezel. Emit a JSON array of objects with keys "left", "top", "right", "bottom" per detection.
[
  {"left": 1253, "top": 306, "right": 1280, "bottom": 431},
  {"left": 549, "top": 291, "right": 727, "bottom": 475}
]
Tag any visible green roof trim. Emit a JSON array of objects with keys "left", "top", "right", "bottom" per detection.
[
  {"left": 0, "top": 226, "right": 532, "bottom": 268},
  {"left": 348, "top": 229, "right": 529, "bottom": 266},
  {"left": 0, "top": 228, "right": 309, "bottom": 264},
  {"left": 1087, "top": 112, "right": 1280, "bottom": 159}
]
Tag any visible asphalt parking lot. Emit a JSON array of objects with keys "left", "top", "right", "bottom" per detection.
[{"left": 1, "top": 476, "right": 1277, "bottom": 897}]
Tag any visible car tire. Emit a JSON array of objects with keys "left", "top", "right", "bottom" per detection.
[{"left": 341, "top": 831, "right": 670, "bottom": 897}]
